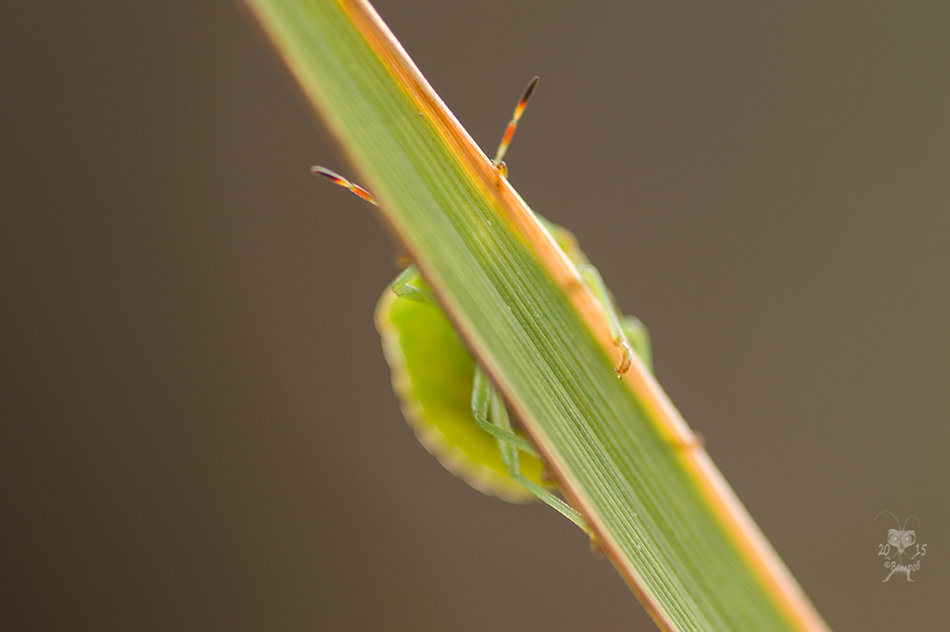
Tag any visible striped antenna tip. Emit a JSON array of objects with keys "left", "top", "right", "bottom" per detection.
[{"left": 311, "top": 165, "right": 348, "bottom": 186}]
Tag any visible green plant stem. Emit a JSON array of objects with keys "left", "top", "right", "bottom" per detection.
[{"left": 241, "top": 1, "right": 830, "bottom": 630}]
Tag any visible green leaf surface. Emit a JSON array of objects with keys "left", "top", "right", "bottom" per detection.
[{"left": 241, "top": 1, "right": 829, "bottom": 630}]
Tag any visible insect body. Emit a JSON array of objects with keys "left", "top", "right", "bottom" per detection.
[{"left": 314, "top": 78, "right": 652, "bottom": 529}]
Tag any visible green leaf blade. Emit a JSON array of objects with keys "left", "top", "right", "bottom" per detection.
[{"left": 242, "top": 2, "right": 829, "bottom": 630}]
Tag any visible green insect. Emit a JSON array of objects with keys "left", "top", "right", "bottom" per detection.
[{"left": 313, "top": 78, "right": 652, "bottom": 530}]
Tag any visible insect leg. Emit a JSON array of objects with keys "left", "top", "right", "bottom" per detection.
[
  {"left": 472, "top": 367, "right": 588, "bottom": 530},
  {"left": 390, "top": 265, "right": 438, "bottom": 306},
  {"left": 621, "top": 315, "right": 653, "bottom": 373},
  {"left": 491, "top": 76, "right": 539, "bottom": 177},
  {"left": 577, "top": 264, "right": 636, "bottom": 378},
  {"left": 310, "top": 167, "right": 441, "bottom": 308},
  {"left": 617, "top": 303, "right": 703, "bottom": 449},
  {"left": 471, "top": 367, "right": 539, "bottom": 456}
]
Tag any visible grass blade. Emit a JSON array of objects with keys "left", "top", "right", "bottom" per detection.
[{"left": 241, "top": 1, "right": 830, "bottom": 629}]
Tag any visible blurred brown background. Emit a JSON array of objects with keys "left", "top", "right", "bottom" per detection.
[{"left": 2, "top": 1, "right": 948, "bottom": 630}]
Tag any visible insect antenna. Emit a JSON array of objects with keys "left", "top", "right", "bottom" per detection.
[
  {"left": 873, "top": 510, "right": 901, "bottom": 528},
  {"left": 492, "top": 76, "right": 539, "bottom": 176},
  {"left": 903, "top": 514, "right": 920, "bottom": 531},
  {"left": 311, "top": 165, "right": 378, "bottom": 206}
]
